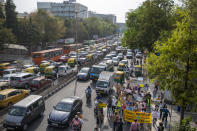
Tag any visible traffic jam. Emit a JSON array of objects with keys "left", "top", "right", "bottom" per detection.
[{"left": 0, "top": 35, "right": 147, "bottom": 131}]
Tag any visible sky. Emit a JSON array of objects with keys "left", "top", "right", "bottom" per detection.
[{"left": 13, "top": 0, "right": 146, "bottom": 23}]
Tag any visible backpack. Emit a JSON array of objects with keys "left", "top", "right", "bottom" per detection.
[
  {"left": 131, "top": 123, "right": 139, "bottom": 131},
  {"left": 72, "top": 119, "right": 80, "bottom": 129}
]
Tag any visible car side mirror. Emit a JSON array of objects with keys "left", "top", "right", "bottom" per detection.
[{"left": 53, "top": 106, "right": 56, "bottom": 109}]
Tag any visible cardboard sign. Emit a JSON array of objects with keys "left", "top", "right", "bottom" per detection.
[
  {"left": 124, "top": 110, "right": 152, "bottom": 123},
  {"left": 97, "top": 103, "right": 107, "bottom": 108}
]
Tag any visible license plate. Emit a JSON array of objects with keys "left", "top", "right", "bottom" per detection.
[
  {"left": 7, "top": 127, "right": 14, "bottom": 130},
  {"left": 51, "top": 123, "right": 58, "bottom": 126}
]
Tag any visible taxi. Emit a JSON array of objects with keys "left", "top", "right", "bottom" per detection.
[{"left": 0, "top": 89, "right": 29, "bottom": 108}]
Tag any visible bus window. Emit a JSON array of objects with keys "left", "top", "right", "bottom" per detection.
[
  {"left": 33, "top": 54, "right": 41, "bottom": 58},
  {"left": 43, "top": 53, "right": 48, "bottom": 58}
]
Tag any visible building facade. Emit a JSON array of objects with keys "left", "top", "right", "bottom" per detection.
[
  {"left": 37, "top": 1, "right": 88, "bottom": 19},
  {"left": 88, "top": 11, "right": 116, "bottom": 24}
]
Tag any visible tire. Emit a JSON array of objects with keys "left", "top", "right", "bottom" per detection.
[{"left": 23, "top": 123, "right": 28, "bottom": 131}]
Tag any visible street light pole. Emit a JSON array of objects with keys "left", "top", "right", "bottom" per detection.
[{"left": 73, "top": 10, "right": 87, "bottom": 96}]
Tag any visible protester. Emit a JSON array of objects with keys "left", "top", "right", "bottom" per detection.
[
  {"left": 130, "top": 119, "right": 140, "bottom": 131},
  {"left": 117, "top": 118, "right": 124, "bottom": 131},
  {"left": 113, "top": 112, "right": 119, "bottom": 131}
]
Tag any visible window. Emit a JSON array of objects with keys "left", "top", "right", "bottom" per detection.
[
  {"left": 8, "top": 91, "right": 17, "bottom": 97},
  {"left": 0, "top": 94, "right": 6, "bottom": 100},
  {"left": 32, "top": 54, "right": 41, "bottom": 58}
]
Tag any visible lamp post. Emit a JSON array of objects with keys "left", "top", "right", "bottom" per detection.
[{"left": 73, "top": 10, "right": 87, "bottom": 96}]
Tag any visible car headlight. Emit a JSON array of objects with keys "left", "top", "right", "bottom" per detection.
[
  {"left": 62, "top": 117, "right": 68, "bottom": 123},
  {"left": 16, "top": 122, "right": 21, "bottom": 126}
]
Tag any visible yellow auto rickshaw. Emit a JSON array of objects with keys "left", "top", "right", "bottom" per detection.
[
  {"left": 86, "top": 54, "right": 93, "bottom": 62},
  {"left": 0, "top": 63, "right": 12, "bottom": 75},
  {"left": 114, "top": 71, "right": 125, "bottom": 84},
  {"left": 40, "top": 62, "right": 50, "bottom": 73},
  {"left": 24, "top": 67, "right": 39, "bottom": 74},
  {"left": 118, "top": 63, "right": 125, "bottom": 71},
  {"left": 67, "top": 58, "right": 76, "bottom": 67},
  {"left": 0, "top": 81, "right": 9, "bottom": 90},
  {"left": 44, "top": 65, "right": 57, "bottom": 79},
  {"left": 134, "top": 65, "right": 142, "bottom": 77}
]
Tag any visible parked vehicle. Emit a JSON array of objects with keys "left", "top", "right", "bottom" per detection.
[
  {"left": 0, "top": 89, "right": 29, "bottom": 108},
  {"left": 30, "top": 76, "right": 52, "bottom": 91},
  {"left": 10, "top": 73, "right": 38, "bottom": 89},
  {"left": 3, "top": 95, "right": 45, "bottom": 130},
  {"left": 44, "top": 66, "right": 58, "bottom": 79},
  {"left": 77, "top": 67, "right": 90, "bottom": 81},
  {"left": 96, "top": 71, "right": 114, "bottom": 94},
  {"left": 48, "top": 96, "right": 82, "bottom": 128},
  {"left": 58, "top": 65, "right": 72, "bottom": 77}
]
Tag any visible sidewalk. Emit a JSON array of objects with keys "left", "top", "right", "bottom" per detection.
[{"left": 148, "top": 82, "right": 197, "bottom": 131}]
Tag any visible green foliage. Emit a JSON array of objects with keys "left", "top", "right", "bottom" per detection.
[
  {"left": 0, "top": 3, "right": 4, "bottom": 19},
  {"left": 0, "top": 19, "right": 16, "bottom": 46},
  {"left": 173, "top": 117, "right": 196, "bottom": 131},
  {"left": 145, "top": 6, "right": 197, "bottom": 122},
  {"left": 123, "top": 0, "right": 175, "bottom": 51},
  {"left": 5, "top": 0, "right": 18, "bottom": 35},
  {"left": 63, "top": 17, "right": 116, "bottom": 42}
]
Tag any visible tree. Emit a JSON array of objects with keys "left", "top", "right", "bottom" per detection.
[
  {"left": 5, "top": 0, "right": 18, "bottom": 35},
  {"left": 30, "top": 9, "right": 66, "bottom": 48},
  {"left": 145, "top": 6, "right": 197, "bottom": 124},
  {"left": 0, "top": 19, "right": 16, "bottom": 46},
  {"left": 123, "top": 0, "right": 175, "bottom": 51},
  {"left": 0, "top": 3, "right": 4, "bottom": 19}
]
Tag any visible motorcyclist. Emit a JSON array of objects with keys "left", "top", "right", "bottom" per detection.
[
  {"left": 71, "top": 115, "right": 82, "bottom": 131},
  {"left": 85, "top": 86, "right": 92, "bottom": 105}
]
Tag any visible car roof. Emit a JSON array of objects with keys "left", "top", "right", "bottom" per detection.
[
  {"left": 60, "top": 96, "right": 81, "bottom": 104},
  {"left": 81, "top": 67, "right": 90, "bottom": 70},
  {"left": 0, "top": 89, "right": 17, "bottom": 95},
  {"left": 3, "top": 68, "right": 17, "bottom": 71},
  {"left": 12, "top": 73, "right": 31, "bottom": 77},
  {"left": 3, "top": 73, "right": 18, "bottom": 77},
  {"left": 14, "top": 95, "right": 42, "bottom": 107}
]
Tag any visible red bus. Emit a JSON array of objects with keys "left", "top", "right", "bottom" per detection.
[
  {"left": 63, "top": 44, "right": 83, "bottom": 54},
  {"left": 31, "top": 48, "right": 63, "bottom": 65}
]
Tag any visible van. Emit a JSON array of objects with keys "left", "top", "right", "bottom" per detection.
[
  {"left": 10, "top": 73, "right": 37, "bottom": 89},
  {"left": 3, "top": 95, "right": 45, "bottom": 131},
  {"left": 96, "top": 71, "right": 114, "bottom": 94},
  {"left": 30, "top": 76, "right": 52, "bottom": 91},
  {"left": 58, "top": 65, "right": 72, "bottom": 77}
]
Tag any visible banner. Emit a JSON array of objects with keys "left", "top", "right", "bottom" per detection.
[
  {"left": 97, "top": 103, "right": 107, "bottom": 108},
  {"left": 124, "top": 110, "right": 152, "bottom": 123}
]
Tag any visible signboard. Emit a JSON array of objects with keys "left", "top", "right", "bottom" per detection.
[
  {"left": 97, "top": 103, "right": 107, "bottom": 108},
  {"left": 124, "top": 110, "right": 152, "bottom": 123}
]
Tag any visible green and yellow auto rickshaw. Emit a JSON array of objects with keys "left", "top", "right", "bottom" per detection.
[
  {"left": 24, "top": 67, "right": 39, "bottom": 74},
  {"left": 67, "top": 58, "right": 76, "bottom": 67},
  {"left": 117, "top": 63, "right": 125, "bottom": 71},
  {"left": 134, "top": 65, "right": 142, "bottom": 77},
  {"left": 44, "top": 65, "right": 57, "bottom": 79},
  {"left": 114, "top": 71, "right": 125, "bottom": 84},
  {"left": 40, "top": 62, "right": 50, "bottom": 73},
  {"left": 86, "top": 54, "right": 93, "bottom": 62}
]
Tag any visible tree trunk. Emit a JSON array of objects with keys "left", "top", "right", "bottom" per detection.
[{"left": 180, "top": 104, "right": 185, "bottom": 124}]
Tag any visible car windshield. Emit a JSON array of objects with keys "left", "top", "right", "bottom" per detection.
[
  {"left": 0, "top": 94, "right": 6, "bottom": 100},
  {"left": 11, "top": 77, "right": 20, "bottom": 81},
  {"left": 3, "top": 71, "right": 10, "bottom": 75},
  {"left": 55, "top": 102, "right": 72, "bottom": 112},
  {"left": 106, "top": 55, "right": 111, "bottom": 58},
  {"left": 112, "top": 57, "right": 118, "bottom": 61},
  {"left": 31, "top": 80, "right": 39, "bottom": 85},
  {"left": 8, "top": 107, "right": 26, "bottom": 116},
  {"left": 91, "top": 67, "right": 104, "bottom": 74},
  {"left": 96, "top": 80, "right": 109, "bottom": 88},
  {"left": 80, "top": 69, "right": 88, "bottom": 73}
]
